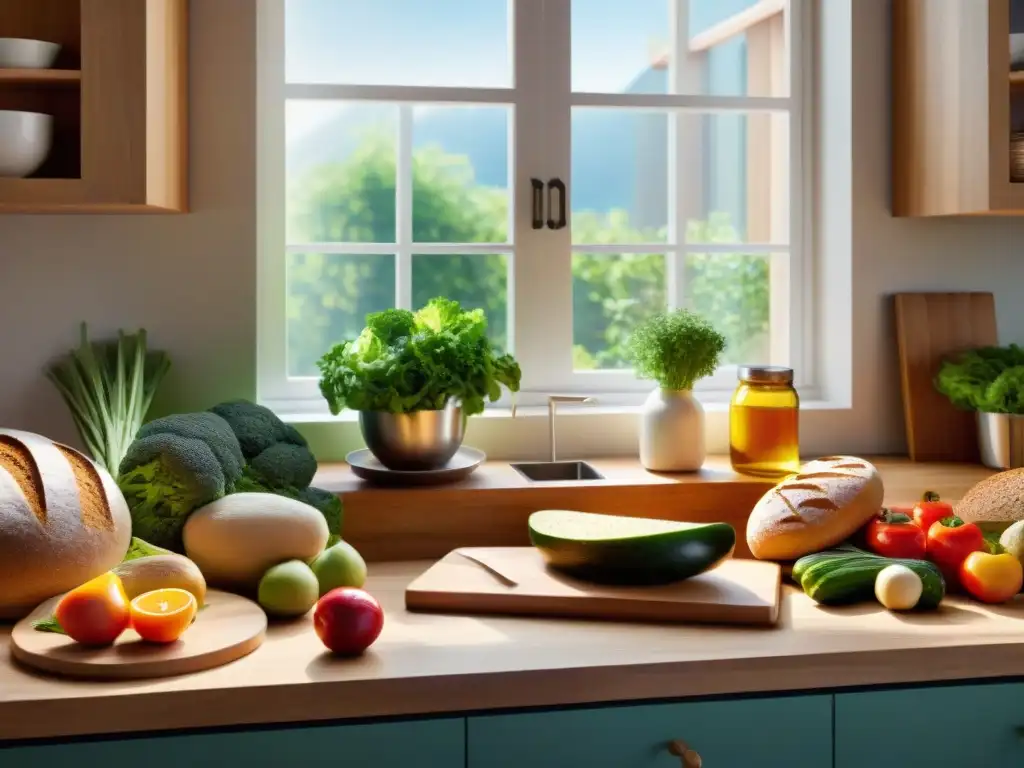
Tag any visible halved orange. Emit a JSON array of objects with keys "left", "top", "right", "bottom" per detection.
[{"left": 130, "top": 588, "right": 198, "bottom": 644}]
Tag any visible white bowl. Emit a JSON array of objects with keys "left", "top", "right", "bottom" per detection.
[
  {"left": 0, "top": 38, "right": 61, "bottom": 69},
  {"left": 0, "top": 111, "right": 53, "bottom": 178}
]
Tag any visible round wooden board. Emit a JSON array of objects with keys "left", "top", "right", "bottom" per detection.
[{"left": 10, "top": 589, "right": 267, "bottom": 680}]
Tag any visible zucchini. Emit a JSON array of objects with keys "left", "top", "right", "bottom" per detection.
[
  {"left": 792, "top": 544, "right": 945, "bottom": 609},
  {"left": 528, "top": 509, "right": 736, "bottom": 586}
]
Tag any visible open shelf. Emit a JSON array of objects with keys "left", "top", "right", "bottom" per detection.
[
  {"left": 0, "top": 69, "right": 80, "bottom": 86},
  {"left": 0, "top": 0, "right": 187, "bottom": 212}
]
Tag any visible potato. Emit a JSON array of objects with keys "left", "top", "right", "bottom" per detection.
[
  {"left": 182, "top": 493, "right": 328, "bottom": 590},
  {"left": 112, "top": 554, "right": 207, "bottom": 606}
]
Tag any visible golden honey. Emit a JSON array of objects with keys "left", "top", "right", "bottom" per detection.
[{"left": 729, "top": 366, "right": 800, "bottom": 478}]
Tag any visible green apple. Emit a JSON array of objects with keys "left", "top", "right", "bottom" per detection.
[
  {"left": 257, "top": 560, "right": 319, "bottom": 617},
  {"left": 310, "top": 541, "right": 367, "bottom": 596}
]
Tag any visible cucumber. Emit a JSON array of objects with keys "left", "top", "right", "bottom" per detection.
[
  {"left": 792, "top": 545, "right": 945, "bottom": 609},
  {"left": 527, "top": 509, "right": 736, "bottom": 586}
]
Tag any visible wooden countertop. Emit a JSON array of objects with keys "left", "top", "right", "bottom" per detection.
[
  {"left": 0, "top": 458, "right": 1012, "bottom": 743},
  {"left": 315, "top": 455, "right": 775, "bottom": 493},
  {"left": 314, "top": 455, "right": 995, "bottom": 498},
  {"left": 322, "top": 456, "right": 997, "bottom": 563},
  {"left": 3, "top": 563, "right": 1024, "bottom": 743}
]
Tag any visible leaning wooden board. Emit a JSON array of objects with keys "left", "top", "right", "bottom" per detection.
[
  {"left": 406, "top": 548, "right": 782, "bottom": 626},
  {"left": 893, "top": 292, "right": 998, "bottom": 463},
  {"left": 10, "top": 589, "right": 267, "bottom": 680}
]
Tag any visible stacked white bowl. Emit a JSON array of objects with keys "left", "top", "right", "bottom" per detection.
[{"left": 0, "top": 38, "right": 62, "bottom": 177}]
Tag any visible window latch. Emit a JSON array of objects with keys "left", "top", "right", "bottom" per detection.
[{"left": 546, "top": 178, "right": 567, "bottom": 230}]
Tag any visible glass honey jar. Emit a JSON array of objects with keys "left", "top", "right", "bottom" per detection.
[{"left": 729, "top": 366, "right": 800, "bottom": 478}]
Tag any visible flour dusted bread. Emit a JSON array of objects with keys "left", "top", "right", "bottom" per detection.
[
  {"left": 0, "top": 429, "right": 132, "bottom": 619},
  {"left": 746, "top": 456, "right": 884, "bottom": 561},
  {"left": 955, "top": 468, "right": 1024, "bottom": 529}
]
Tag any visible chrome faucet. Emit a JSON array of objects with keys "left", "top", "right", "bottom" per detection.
[{"left": 548, "top": 395, "right": 596, "bottom": 462}]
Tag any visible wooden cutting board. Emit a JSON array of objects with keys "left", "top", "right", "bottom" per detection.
[
  {"left": 406, "top": 548, "right": 782, "bottom": 626},
  {"left": 10, "top": 589, "right": 267, "bottom": 680},
  {"left": 894, "top": 292, "right": 998, "bottom": 463}
]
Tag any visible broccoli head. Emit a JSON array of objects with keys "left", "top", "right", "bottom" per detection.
[
  {"left": 209, "top": 399, "right": 317, "bottom": 488},
  {"left": 117, "top": 412, "right": 244, "bottom": 552}
]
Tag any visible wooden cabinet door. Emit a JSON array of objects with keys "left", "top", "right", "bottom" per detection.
[
  {"left": 836, "top": 682, "right": 1024, "bottom": 768},
  {"left": 0, "top": 718, "right": 465, "bottom": 768},
  {"left": 468, "top": 695, "right": 833, "bottom": 768}
]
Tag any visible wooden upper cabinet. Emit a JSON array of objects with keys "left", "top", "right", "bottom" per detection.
[
  {"left": 0, "top": 0, "right": 187, "bottom": 213},
  {"left": 893, "top": 0, "right": 1024, "bottom": 217}
]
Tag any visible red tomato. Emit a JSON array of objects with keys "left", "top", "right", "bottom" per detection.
[
  {"left": 926, "top": 517, "right": 985, "bottom": 587},
  {"left": 313, "top": 588, "right": 384, "bottom": 656},
  {"left": 912, "top": 491, "right": 955, "bottom": 533},
  {"left": 865, "top": 510, "right": 927, "bottom": 560}
]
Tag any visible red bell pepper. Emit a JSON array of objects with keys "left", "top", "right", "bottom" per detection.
[
  {"left": 926, "top": 516, "right": 985, "bottom": 586},
  {"left": 865, "top": 509, "right": 927, "bottom": 560},
  {"left": 912, "top": 491, "right": 955, "bottom": 533}
]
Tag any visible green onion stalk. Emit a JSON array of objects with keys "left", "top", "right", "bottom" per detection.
[{"left": 46, "top": 322, "right": 171, "bottom": 476}]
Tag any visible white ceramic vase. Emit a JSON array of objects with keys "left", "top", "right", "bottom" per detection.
[{"left": 638, "top": 388, "right": 706, "bottom": 472}]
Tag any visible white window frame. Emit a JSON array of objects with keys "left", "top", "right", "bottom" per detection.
[{"left": 257, "top": 0, "right": 815, "bottom": 416}]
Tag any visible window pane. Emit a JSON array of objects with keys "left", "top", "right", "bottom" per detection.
[
  {"left": 572, "top": 253, "right": 666, "bottom": 370},
  {"left": 286, "top": 0, "right": 511, "bottom": 88},
  {"left": 684, "top": 252, "right": 771, "bottom": 366},
  {"left": 287, "top": 252, "right": 395, "bottom": 377},
  {"left": 571, "top": 109, "right": 668, "bottom": 244},
  {"left": 287, "top": 101, "right": 397, "bottom": 244},
  {"left": 571, "top": 0, "right": 789, "bottom": 97},
  {"left": 412, "top": 106, "right": 511, "bottom": 244},
  {"left": 412, "top": 253, "right": 509, "bottom": 352},
  {"left": 572, "top": 0, "right": 669, "bottom": 94},
  {"left": 683, "top": 112, "right": 789, "bottom": 245}
]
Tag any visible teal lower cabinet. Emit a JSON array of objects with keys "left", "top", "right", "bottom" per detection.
[
  {"left": 467, "top": 694, "right": 833, "bottom": 768},
  {"left": 835, "top": 682, "right": 1024, "bottom": 768},
  {"left": 0, "top": 718, "right": 465, "bottom": 768}
]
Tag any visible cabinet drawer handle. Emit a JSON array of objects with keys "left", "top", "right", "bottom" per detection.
[{"left": 668, "top": 739, "right": 702, "bottom": 767}]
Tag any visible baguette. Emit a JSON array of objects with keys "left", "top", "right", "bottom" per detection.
[
  {"left": 0, "top": 429, "right": 132, "bottom": 618},
  {"left": 746, "top": 456, "right": 884, "bottom": 561}
]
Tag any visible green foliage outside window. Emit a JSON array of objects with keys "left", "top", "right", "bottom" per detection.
[{"left": 286, "top": 133, "right": 770, "bottom": 378}]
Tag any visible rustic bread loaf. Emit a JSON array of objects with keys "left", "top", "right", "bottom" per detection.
[
  {"left": 746, "top": 456, "right": 884, "bottom": 561},
  {"left": 0, "top": 428, "right": 132, "bottom": 618},
  {"left": 955, "top": 468, "right": 1024, "bottom": 530}
]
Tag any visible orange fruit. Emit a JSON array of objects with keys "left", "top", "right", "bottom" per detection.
[
  {"left": 55, "top": 572, "right": 131, "bottom": 646},
  {"left": 129, "top": 588, "right": 198, "bottom": 644}
]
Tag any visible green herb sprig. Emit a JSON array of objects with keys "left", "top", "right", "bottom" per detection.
[
  {"left": 626, "top": 310, "right": 727, "bottom": 391},
  {"left": 47, "top": 323, "right": 170, "bottom": 476},
  {"left": 935, "top": 344, "right": 1024, "bottom": 414}
]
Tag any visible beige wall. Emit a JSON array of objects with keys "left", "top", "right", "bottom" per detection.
[
  {"left": 841, "top": 0, "right": 1024, "bottom": 454},
  {"left": 0, "top": 0, "right": 1022, "bottom": 458},
  {"left": 0, "top": 1, "right": 256, "bottom": 447}
]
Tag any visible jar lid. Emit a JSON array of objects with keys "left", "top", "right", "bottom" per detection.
[{"left": 737, "top": 365, "right": 794, "bottom": 384}]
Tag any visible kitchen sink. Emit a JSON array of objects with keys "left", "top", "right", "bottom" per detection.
[{"left": 510, "top": 461, "right": 604, "bottom": 482}]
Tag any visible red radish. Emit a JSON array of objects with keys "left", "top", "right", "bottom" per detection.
[{"left": 313, "top": 588, "right": 384, "bottom": 655}]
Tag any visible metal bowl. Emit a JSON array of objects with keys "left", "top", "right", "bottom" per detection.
[
  {"left": 358, "top": 403, "right": 466, "bottom": 471},
  {"left": 977, "top": 411, "right": 1024, "bottom": 470}
]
